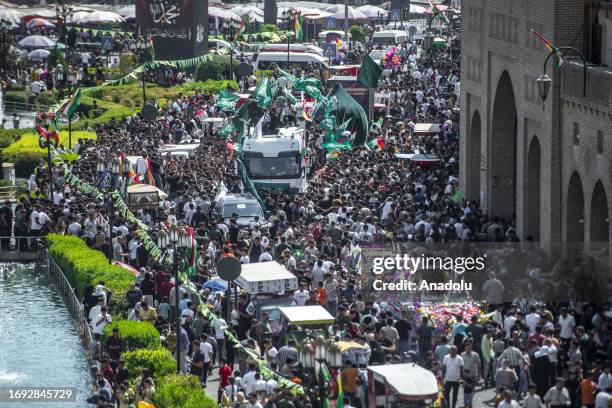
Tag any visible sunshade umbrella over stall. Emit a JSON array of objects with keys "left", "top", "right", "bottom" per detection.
[
  {"left": 356, "top": 5, "right": 388, "bottom": 18},
  {"left": 0, "top": 8, "right": 24, "bottom": 25},
  {"left": 26, "top": 18, "right": 55, "bottom": 30},
  {"left": 26, "top": 49, "right": 50, "bottom": 60},
  {"left": 18, "top": 35, "right": 56, "bottom": 48}
]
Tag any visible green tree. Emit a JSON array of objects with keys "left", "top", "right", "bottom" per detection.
[{"left": 349, "top": 25, "right": 366, "bottom": 43}]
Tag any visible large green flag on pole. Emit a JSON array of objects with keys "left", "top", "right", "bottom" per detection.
[
  {"left": 357, "top": 54, "right": 383, "bottom": 88},
  {"left": 61, "top": 88, "right": 81, "bottom": 117}
]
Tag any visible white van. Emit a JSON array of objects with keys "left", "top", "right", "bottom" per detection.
[
  {"left": 372, "top": 30, "right": 409, "bottom": 46},
  {"left": 258, "top": 43, "right": 324, "bottom": 56},
  {"left": 253, "top": 52, "right": 329, "bottom": 70}
]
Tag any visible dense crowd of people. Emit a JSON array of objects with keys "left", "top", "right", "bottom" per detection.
[{"left": 1, "top": 12, "right": 609, "bottom": 408}]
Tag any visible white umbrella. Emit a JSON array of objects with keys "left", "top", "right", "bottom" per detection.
[
  {"left": 277, "top": 7, "right": 332, "bottom": 21},
  {"left": 230, "top": 5, "right": 263, "bottom": 18},
  {"left": 331, "top": 7, "right": 368, "bottom": 21},
  {"left": 116, "top": 5, "right": 135, "bottom": 19},
  {"left": 243, "top": 10, "right": 264, "bottom": 23},
  {"left": 18, "top": 35, "right": 56, "bottom": 48},
  {"left": 27, "top": 49, "right": 50, "bottom": 60},
  {"left": 0, "top": 8, "right": 23, "bottom": 24},
  {"left": 72, "top": 10, "right": 125, "bottom": 24},
  {"left": 208, "top": 7, "right": 241, "bottom": 22},
  {"left": 356, "top": 5, "right": 388, "bottom": 18},
  {"left": 25, "top": 18, "right": 56, "bottom": 29},
  {"left": 24, "top": 9, "right": 57, "bottom": 18}
]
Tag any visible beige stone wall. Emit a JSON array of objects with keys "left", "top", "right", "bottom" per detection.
[{"left": 460, "top": 0, "right": 612, "bottom": 246}]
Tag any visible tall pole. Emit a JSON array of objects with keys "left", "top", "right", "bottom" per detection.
[
  {"left": 46, "top": 141, "right": 54, "bottom": 202},
  {"left": 344, "top": 0, "right": 348, "bottom": 48},
  {"left": 107, "top": 198, "right": 114, "bottom": 264},
  {"left": 68, "top": 114, "right": 72, "bottom": 149},
  {"left": 174, "top": 249, "right": 181, "bottom": 374},
  {"left": 141, "top": 69, "right": 146, "bottom": 106},
  {"left": 287, "top": 17, "right": 290, "bottom": 68}
]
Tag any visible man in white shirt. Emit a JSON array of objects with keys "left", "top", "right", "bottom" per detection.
[
  {"left": 594, "top": 387, "right": 611, "bottom": 408},
  {"left": 442, "top": 346, "right": 464, "bottom": 408},
  {"left": 558, "top": 308, "right": 575, "bottom": 345},
  {"left": 498, "top": 390, "right": 520, "bottom": 408},
  {"left": 211, "top": 311, "right": 227, "bottom": 361},
  {"left": 293, "top": 284, "right": 310, "bottom": 306},
  {"left": 67, "top": 218, "right": 82, "bottom": 236},
  {"left": 92, "top": 306, "right": 112, "bottom": 335},
  {"left": 526, "top": 307, "right": 540, "bottom": 333},
  {"left": 199, "top": 333, "right": 214, "bottom": 385},
  {"left": 241, "top": 363, "right": 258, "bottom": 396}
]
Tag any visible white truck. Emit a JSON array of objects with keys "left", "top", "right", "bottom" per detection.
[{"left": 240, "top": 126, "right": 309, "bottom": 194}]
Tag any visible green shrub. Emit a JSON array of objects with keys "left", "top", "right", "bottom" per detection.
[
  {"left": 152, "top": 375, "right": 216, "bottom": 408},
  {"left": 195, "top": 55, "right": 238, "bottom": 81},
  {"left": 102, "top": 320, "right": 161, "bottom": 351},
  {"left": 349, "top": 25, "right": 366, "bottom": 43},
  {"left": 3, "top": 91, "right": 27, "bottom": 105},
  {"left": 122, "top": 348, "right": 176, "bottom": 380},
  {"left": 2, "top": 131, "right": 96, "bottom": 177},
  {"left": 46, "top": 234, "right": 134, "bottom": 314},
  {"left": 260, "top": 23, "right": 279, "bottom": 33},
  {"left": 179, "top": 80, "right": 238, "bottom": 95}
]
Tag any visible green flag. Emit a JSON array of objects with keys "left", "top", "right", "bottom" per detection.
[
  {"left": 451, "top": 189, "right": 464, "bottom": 204},
  {"left": 357, "top": 54, "right": 383, "bottom": 88},
  {"left": 216, "top": 90, "right": 240, "bottom": 112},
  {"left": 61, "top": 88, "right": 81, "bottom": 117},
  {"left": 254, "top": 78, "right": 273, "bottom": 108}
]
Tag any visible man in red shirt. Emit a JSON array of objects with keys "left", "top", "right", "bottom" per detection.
[{"left": 218, "top": 357, "right": 232, "bottom": 403}]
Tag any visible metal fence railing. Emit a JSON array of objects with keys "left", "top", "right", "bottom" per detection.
[{"left": 45, "top": 250, "right": 96, "bottom": 368}]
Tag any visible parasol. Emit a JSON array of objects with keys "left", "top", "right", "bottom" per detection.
[
  {"left": 356, "top": 5, "right": 388, "bottom": 18},
  {"left": 18, "top": 35, "right": 56, "bottom": 48},
  {"left": 26, "top": 18, "right": 56, "bottom": 29},
  {"left": 26, "top": 49, "right": 50, "bottom": 60}
]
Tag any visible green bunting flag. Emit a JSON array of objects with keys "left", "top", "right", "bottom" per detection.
[{"left": 357, "top": 54, "right": 383, "bottom": 89}]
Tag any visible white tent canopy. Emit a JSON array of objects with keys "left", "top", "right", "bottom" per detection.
[
  {"left": 330, "top": 6, "right": 368, "bottom": 20},
  {"left": 208, "top": 7, "right": 241, "bottom": 22},
  {"left": 71, "top": 10, "right": 125, "bottom": 24},
  {"left": 356, "top": 5, "right": 388, "bottom": 18},
  {"left": 116, "top": 5, "right": 135, "bottom": 19},
  {"left": 0, "top": 8, "right": 24, "bottom": 24}
]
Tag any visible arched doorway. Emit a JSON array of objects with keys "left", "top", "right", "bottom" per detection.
[
  {"left": 467, "top": 111, "right": 482, "bottom": 200},
  {"left": 490, "top": 71, "right": 517, "bottom": 220},
  {"left": 525, "top": 137, "right": 541, "bottom": 241},
  {"left": 590, "top": 181, "right": 609, "bottom": 243},
  {"left": 567, "top": 172, "right": 585, "bottom": 243}
]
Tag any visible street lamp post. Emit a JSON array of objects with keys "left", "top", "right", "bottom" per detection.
[
  {"left": 55, "top": 3, "right": 74, "bottom": 63},
  {"left": 0, "top": 19, "right": 12, "bottom": 77},
  {"left": 135, "top": 37, "right": 150, "bottom": 106},
  {"left": 537, "top": 46, "right": 588, "bottom": 107},
  {"left": 38, "top": 114, "right": 55, "bottom": 202},
  {"left": 281, "top": 10, "right": 297, "bottom": 68},
  {"left": 297, "top": 338, "right": 343, "bottom": 407},
  {"left": 160, "top": 226, "right": 191, "bottom": 374},
  {"left": 223, "top": 21, "right": 240, "bottom": 81}
]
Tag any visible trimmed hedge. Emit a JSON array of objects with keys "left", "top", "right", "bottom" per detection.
[
  {"left": 152, "top": 375, "right": 217, "bottom": 408},
  {"left": 122, "top": 348, "right": 176, "bottom": 380},
  {"left": 46, "top": 234, "right": 133, "bottom": 314},
  {"left": 102, "top": 320, "right": 162, "bottom": 351},
  {"left": 2, "top": 130, "right": 97, "bottom": 177}
]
